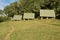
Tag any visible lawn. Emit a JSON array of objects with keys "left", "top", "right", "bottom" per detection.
[
  {"left": 0, "top": 22, "right": 10, "bottom": 40},
  {"left": 0, "top": 19, "right": 60, "bottom": 40}
]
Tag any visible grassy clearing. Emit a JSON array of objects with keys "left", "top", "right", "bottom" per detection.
[
  {"left": 9, "top": 19, "right": 60, "bottom": 40},
  {"left": 0, "top": 22, "right": 10, "bottom": 40},
  {"left": 0, "top": 19, "right": 60, "bottom": 40}
]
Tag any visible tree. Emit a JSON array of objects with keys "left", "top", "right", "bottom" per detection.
[
  {"left": 4, "top": 0, "right": 60, "bottom": 19},
  {"left": 4, "top": 2, "right": 22, "bottom": 17},
  {"left": 0, "top": 10, "right": 2, "bottom": 14},
  {"left": 18, "top": 0, "right": 41, "bottom": 18}
]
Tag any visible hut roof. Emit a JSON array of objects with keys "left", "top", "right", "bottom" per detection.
[
  {"left": 12, "top": 15, "right": 22, "bottom": 20},
  {"left": 23, "top": 13, "right": 35, "bottom": 19},
  {"left": 40, "top": 10, "right": 55, "bottom": 17}
]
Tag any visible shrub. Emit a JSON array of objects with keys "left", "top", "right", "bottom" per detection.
[{"left": 0, "top": 16, "right": 9, "bottom": 22}]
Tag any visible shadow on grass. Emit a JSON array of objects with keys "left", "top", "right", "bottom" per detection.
[{"left": 51, "top": 24, "right": 60, "bottom": 26}]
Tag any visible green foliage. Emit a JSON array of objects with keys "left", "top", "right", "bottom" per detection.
[
  {"left": 4, "top": 0, "right": 60, "bottom": 19},
  {"left": 0, "top": 10, "right": 4, "bottom": 14},
  {"left": 0, "top": 17, "right": 9, "bottom": 22},
  {"left": 4, "top": 2, "right": 21, "bottom": 17},
  {"left": 8, "top": 12, "right": 14, "bottom": 17}
]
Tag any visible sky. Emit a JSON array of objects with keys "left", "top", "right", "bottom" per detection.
[{"left": 0, "top": 0, "right": 18, "bottom": 10}]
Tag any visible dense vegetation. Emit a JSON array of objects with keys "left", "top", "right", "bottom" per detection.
[
  {"left": 0, "top": 10, "right": 3, "bottom": 14},
  {"left": 0, "top": 10, "right": 8, "bottom": 22},
  {"left": 4, "top": 0, "right": 60, "bottom": 18}
]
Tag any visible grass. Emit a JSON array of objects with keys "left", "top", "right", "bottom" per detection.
[
  {"left": 0, "top": 19, "right": 60, "bottom": 40},
  {"left": 0, "top": 22, "right": 10, "bottom": 40}
]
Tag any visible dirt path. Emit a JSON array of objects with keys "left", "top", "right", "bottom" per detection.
[{"left": 4, "top": 22, "right": 15, "bottom": 40}]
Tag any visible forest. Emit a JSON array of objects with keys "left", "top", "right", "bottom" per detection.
[{"left": 0, "top": 0, "right": 60, "bottom": 19}]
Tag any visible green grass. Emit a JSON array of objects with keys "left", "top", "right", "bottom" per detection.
[
  {"left": 0, "top": 19, "right": 60, "bottom": 40},
  {"left": 0, "top": 22, "right": 10, "bottom": 40}
]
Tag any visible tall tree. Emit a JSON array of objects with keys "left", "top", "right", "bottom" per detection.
[
  {"left": 0, "top": 10, "right": 3, "bottom": 14},
  {"left": 4, "top": 2, "right": 22, "bottom": 17}
]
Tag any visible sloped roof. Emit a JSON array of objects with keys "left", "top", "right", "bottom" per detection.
[
  {"left": 40, "top": 10, "right": 55, "bottom": 17},
  {"left": 23, "top": 13, "right": 35, "bottom": 19},
  {"left": 12, "top": 15, "right": 22, "bottom": 20}
]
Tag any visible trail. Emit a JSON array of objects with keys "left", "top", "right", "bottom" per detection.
[{"left": 4, "top": 22, "right": 15, "bottom": 40}]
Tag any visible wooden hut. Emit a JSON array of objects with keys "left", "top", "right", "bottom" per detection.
[
  {"left": 40, "top": 10, "right": 55, "bottom": 19},
  {"left": 23, "top": 13, "right": 35, "bottom": 20},
  {"left": 12, "top": 15, "right": 22, "bottom": 20}
]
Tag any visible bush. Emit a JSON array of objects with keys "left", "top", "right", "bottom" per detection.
[{"left": 0, "top": 16, "right": 9, "bottom": 22}]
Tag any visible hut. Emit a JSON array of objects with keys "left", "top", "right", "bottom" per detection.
[
  {"left": 23, "top": 13, "right": 35, "bottom": 20},
  {"left": 40, "top": 10, "right": 55, "bottom": 19},
  {"left": 12, "top": 15, "right": 22, "bottom": 21}
]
